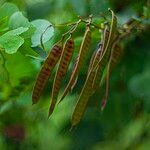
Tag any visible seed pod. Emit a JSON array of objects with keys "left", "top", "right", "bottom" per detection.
[
  {"left": 71, "top": 29, "right": 106, "bottom": 127},
  {"left": 32, "top": 43, "right": 62, "bottom": 104},
  {"left": 92, "top": 50, "right": 102, "bottom": 86},
  {"left": 71, "top": 10, "right": 117, "bottom": 126},
  {"left": 101, "top": 51, "right": 111, "bottom": 111},
  {"left": 93, "top": 37, "right": 119, "bottom": 91},
  {"left": 59, "top": 27, "right": 91, "bottom": 102},
  {"left": 101, "top": 43, "right": 123, "bottom": 111},
  {"left": 71, "top": 70, "right": 96, "bottom": 127},
  {"left": 89, "top": 26, "right": 109, "bottom": 90},
  {"left": 69, "top": 56, "right": 79, "bottom": 91},
  {"left": 94, "top": 9, "right": 117, "bottom": 71},
  {"left": 110, "top": 43, "right": 123, "bottom": 70},
  {"left": 92, "top": 10, "right": 117, "bottom": 91},
  {"left": 99, "top": 42, "right": 123, "bottom": 86},
  {"left": 88, "top": 43, "right": 102, "bottom": 73},
  {"left": 71, "top": 42, "right": 103, "bottom": 127},
  {"left": 88, "top": 51, "right": 97, "bottom": 73},
  {"left": 48, "top": 36, "right": 74, "bottom": 117}
]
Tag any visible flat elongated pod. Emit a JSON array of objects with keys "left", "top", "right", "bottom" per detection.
[
  {"left": 89, "top": 26, "right": 109, "bottom": 74},
  {"left": 59, "top": 27, "right": 91, "bottom": 102},
  {"left": 100, "top": 44, "right": 113, "bottom": 111},
  {"left": 76, "top": 27, "right": 91, "bottom": 70},
  {"left": 69, "top": 57, "right": 79, "bottom": 91},
  {"left": 71, "top": 69, "right": 96, "bottom": 126},
  {"left": 71, "top": 11, "right": 117, "bottom": 126},
  {"left": 71, "top": 27, "right": 107, "bottom": 127},
  {"left": 99, "top": 42, "right": 123, "bottom": 86},
  {"left": 32, "top": 43, "right": 62, "bottom": 104},
  {"left": 88, "top": 50, "right": 97, "bottom": 72},
  {"left": 88, "top": 43, "right": 103, "bottom": 73},
  {"left": 94, "top": 9, "right": 117, "bottom": 71},
  {"left": 110, "top": 43, "right": 123, "bottom": 70},
  {"left": 48, "top": 37, "right": 74, "bottom": 117},
  {"left": 101, "top": 43, "right": 123, "bottom": 111},
  {"left": 90, "top": 45, "right": 103, "bottom": 87},
  {"left": 71, "top": 43, "right": 103, "bottom": 127},
  {"left": 91, "top": 27, "right": 109, "bottom": 89},
  {"left": 101, "top": 63, "right": 110, "bottom": 111},
  {"left": 58, "top": 56, "right": 79, "bottom": 103},
  {"left": 92, "top": 10, "right": 117, "bottom": 90}
]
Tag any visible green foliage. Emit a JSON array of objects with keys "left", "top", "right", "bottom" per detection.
[
  {"left": 5, "top": 52, "right": 36, "bottom": 87},
  {"left": 0, "top": 2, "right": 54, "bottom": 54},
  {"left": 0, "top": 0, "right": 150, "bottom": 150},
  {"left": 9, "top": 11, "right": 30, "bottom": 29},
  {"left": 0, "top": 2, "right": 18, "bottom": 20},
  {"left": 31, "top": 19, "right": 54, "bottom": 47},
  {"left": 0, "top": 27, "right": 27, "bottom": 54}
]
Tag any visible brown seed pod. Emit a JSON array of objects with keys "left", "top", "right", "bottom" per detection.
[
  {"left": 92, "top": 9, "right": 118, "bottom": 91},
  {"left": 48, "top": 36, "right": 74, "bottom": 117},
  {"left": 88, "top": 43, "right": 102, "bottom": 73},
  {"left": 59, "top": 27, "right": 91, "bottom": 103},
  {"left": 94, "top": 9, "right": 117, "bottom": 71},
  {"left": 101, "top": 43, "right": 123, "bottom": 111},
  {"left": 32, "top": 43, "right": 62, "bottom": 104},
  {"left": 71, "top": 10, "right": 118, "bottom": 127},
  {"left": 71, "top": 64, "right": 99, "bottom": 127},
  {"left": 70, "top": 42, "right": 104, "bottom": 127},
  {"left": 110, "top": 43, "right": 123, "bottom": 70}
]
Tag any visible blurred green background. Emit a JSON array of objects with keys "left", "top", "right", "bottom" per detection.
[{"left": 0, "top": 0, "right": 150, "bottom": 150}]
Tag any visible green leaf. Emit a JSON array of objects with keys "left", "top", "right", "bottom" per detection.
[
  {"left": 21, "top": 25, "right": 35, "bottom": 39},
  {"left": 0, "top": 2, "right": 19, "bottom": 20},
  {"left": 19, "top": 39, "right": 39, "bottom": 57},
  {"left": 8, "top": 27, "right": 29, "bottom": 36},
  {"left": 0, "top": 27, "right": 29, "bottom": 54},
  {"left": 31, "top": 19, "right": 54, "bottom": 47},
  {"left": 5, "top": 52, "right": 36, "bottom": 87},
  {"left": 9, "top": 11, "right": 30, "bottom": 29},
  {"left": 0, "top": 17, "right": 8, "bottom": 32},
  {"left": 0, "top": 35, "right": 24, "bottom": 54}
]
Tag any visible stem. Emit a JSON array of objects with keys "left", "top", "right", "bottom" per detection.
[
  {"left": 60, "top": 19, "right": 82, "bottom": 41},
  {"left": 81, "top": 19, "right": 103, "bottom": 30},
  {"left": 40, "top": 25, "right": 52, "bottom": 51}
]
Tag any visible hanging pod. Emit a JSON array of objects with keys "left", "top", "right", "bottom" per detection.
[
  {"left": 91, "top": 11, "right": 118, "bottom": 112},
  {"left": 91, "top": 27, "right": 110, "bottom": 88},
  {"left": 101, "top": 42, "right": 123, "bottom": 111},
  {"left": 70, "top": 26, "right": 108, "bottom": 127},
  {"left": 92, "top": 9, "right": 117, "bottom": 91},
  {"left": 59, "top": 26, "right": 91, "bottom": 103},
  {"left": 32, "top": 42, "right": 62, "bottom": 104},
  {"left": 88, "top": 49, "right": 97, "bottom": 73},
  {"left": 70, "top": 42, "right": 104, "bottom": 127},
  {"left": 99, "top": 42, "right": 123, "bottom": 87},
  {"left": 48, "top": 35, "right": 74, "bottom": 117},
  {"left": 71, "top": 9, "right": 118, "bottom": 127},
  {"left": 94, "top": 9, "right": 117, "bottom": 71},
  {"left": 109, "top": 43, "right": 123, "bottom": 70}
]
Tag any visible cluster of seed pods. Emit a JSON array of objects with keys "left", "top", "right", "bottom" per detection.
[
  {"left": 59, "top": 26, "right": 92, "bottom": 103},
  {"left": 32, "top": 10, "right": 123, "bottom": 127}
]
